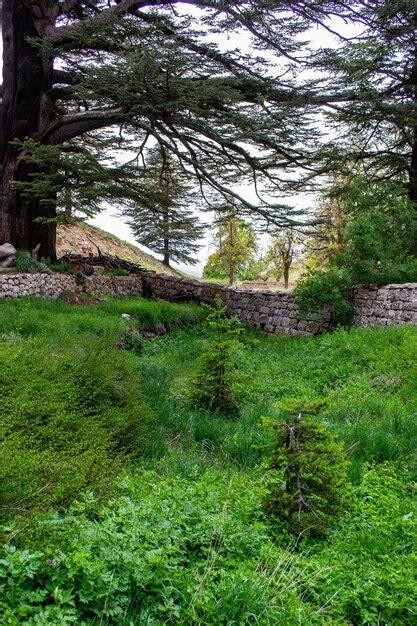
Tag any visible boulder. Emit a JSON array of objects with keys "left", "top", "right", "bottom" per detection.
[{"left": 0, "top": 243, "right": 17, "bottom": 268}]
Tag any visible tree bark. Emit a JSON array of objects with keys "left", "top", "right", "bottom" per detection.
[
  {"left": 0, "top": 0, "right": 57, "bottom": 258},
  {"left": 283, "top": 262, "right": 290, "bottom": 289},
  {"left": 163, "top": 238, "right": 170, "bottom": 267}
]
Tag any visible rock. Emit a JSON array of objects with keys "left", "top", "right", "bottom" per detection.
[{"left": 0, "top": 243, "right": 17, "bottom": 268}]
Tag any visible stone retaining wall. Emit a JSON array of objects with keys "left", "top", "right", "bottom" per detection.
[
  {"left": 85, "top": 275, "right": 142, "bottom": 297},
  {"left": 353, "top": 283, "right": 417, "bottom": 327},
  {"left": 1, "top": 271, "right": 416, "bottom": 335},
  {"left": 140, "top": 272, "right": 332, "bottom": 336},
  {"left": 0, "top": 272, "right": 78, "bottom": 298}
]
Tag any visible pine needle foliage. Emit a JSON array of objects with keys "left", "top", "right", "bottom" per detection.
[
  {"left": 188, "top": 298, "right": 244, "bottom": 416},
  {"left": 124, "top": 145, "right": 205, "bottom": 267},
  {"left": 264, "top": 398, "right": 349, "bottom": 538}
]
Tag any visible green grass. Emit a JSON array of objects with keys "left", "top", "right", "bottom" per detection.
[
  {"left": 0, "top": 297, "right": 201, "bottom": 518},
  {"left": 0, "top": 296, "right": 416, "bottom": 624}
]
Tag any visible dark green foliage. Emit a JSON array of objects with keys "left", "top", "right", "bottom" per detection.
[
  {"left": 264, "top": 399, "right": 349, "bottom": 537},
  {"left": 14, "top": 250, "right": 46, "bottom": 274},
  {"left": 320, "top": 1, "right": 417, "bottom": 202},
  {"left": 296, "top": 180, "right": 417, "bottom": 325},
  {"left": 188, "top": 298, "right": 244, "bottom": 415},
  {"left": 0, "top": 297, "right": 200, "bottom": 520},
  {"left": 41, "top": 258, "right": 71, "bottom": 273},
  {"left": 295, "top": 266, "right": 354, "bottom": 325}
]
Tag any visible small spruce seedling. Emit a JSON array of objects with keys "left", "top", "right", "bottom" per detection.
[
  {"left": 188, "top": 297, "right": 244, "bottom": 416},
  {"left": 264, "top": 397, "right": 349, "bottom": 538}
]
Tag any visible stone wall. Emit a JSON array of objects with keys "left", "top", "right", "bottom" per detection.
[
  {"left": 1, "top": 271, "right": 416, "bottom": 335},
  {"left": 85, "top": 275, "right": 142, "bottom": 297},
  {"left": 353, "top": 283, "right": 417, "bottom": 327},
  {"left": 140, "top": 272, "right": 332, "bottom": 336},
  {"left": 0, "top": 272, "right": 78, "bottom": 298}
]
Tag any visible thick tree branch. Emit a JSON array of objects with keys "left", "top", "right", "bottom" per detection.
[
  {"left": 53, "top": 69, "right": 82, "bottom": 85},
  {"left": 39, "top": 108, "right": 125, "bottom": 144}
]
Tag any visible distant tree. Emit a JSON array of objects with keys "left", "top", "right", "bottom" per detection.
[
  {"left": 124, "top": 146, "right": 204, "bottom": 267},
  {"left": 264, "top": 229, "right": 302, "bottom": 288},
  {"left": 203, "top": 215, "right": 258, "bottom": 285},
  {"left": 303, "top": 180, "right": 349, "bottom": 270}
]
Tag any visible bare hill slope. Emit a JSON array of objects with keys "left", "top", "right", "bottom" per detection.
[{"left": 56, "top": 222, "right": 176, "bottom": 274}]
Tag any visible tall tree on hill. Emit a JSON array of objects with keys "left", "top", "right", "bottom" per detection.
[
  {"left": 124, "top": 146, "right": 204, "bottom": 267},
  {"left": 0, "top": 0, "right": 373, "bottom": 259}
]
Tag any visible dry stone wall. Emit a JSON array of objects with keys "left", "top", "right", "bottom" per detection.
[
  {"left": 85, "top": 275, "right": 142, "bottom": 297},
  {"left": 140, "top": 272, "right": 332, "bottom": 336},
  {"left": 353, "top": 283, "right": 417, "bottom": 327},
  {"left": 1, "top": 271, "right": 416, "bottom": 335},
  {"left": 0, "top": 272, "right": 78, "bottom": 298}
]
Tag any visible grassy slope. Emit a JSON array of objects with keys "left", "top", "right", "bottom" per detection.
[
  {"left": 0, "top": 297, "right": 416, "bottom": 624},
  {"left": 56, "top": 222, "right": 179, "bottom": 274}
]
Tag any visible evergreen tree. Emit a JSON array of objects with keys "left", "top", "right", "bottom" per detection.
[
  {"left": 0, "top": 1, "right": 368, "bottom": 259},
  {"left": 320, "top": 1, "right": 417, "bottom": 205},
  {"left": 264, "top": 398, "right": 349, "bottom": 538},
  {"left": 124, "top": 146, "right": 204, "bottom": 267},
  {"left": 203, "top": 214, "right": 258, "bottom": 285}
]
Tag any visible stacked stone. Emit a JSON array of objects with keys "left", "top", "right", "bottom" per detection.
[
  {"left": 139, "top": 273, "right": 331, "bottom": 336},
  {"left": 353, "top": 283, "right": 417, "bottom": 327},
  {"left": 0, "top": 273, "right": 78, "bottom": 298},
  {"left": 1, "top": 270, "right": 416, "bottom": 335},
  {"left": 85, "top": 275, "right": 143, "bottom": 296}
]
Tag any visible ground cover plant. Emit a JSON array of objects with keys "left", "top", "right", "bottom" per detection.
[{"left": 0, "top": 296, "right": 416, "bottom": 624}]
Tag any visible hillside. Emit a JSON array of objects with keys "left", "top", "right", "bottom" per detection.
[{"left": 56, "top": 222, "right": 178, "bottom": 274}]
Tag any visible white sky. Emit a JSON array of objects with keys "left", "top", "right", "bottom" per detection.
[{"left": 0, "top": 8, "right": 353, "bottom": 275}]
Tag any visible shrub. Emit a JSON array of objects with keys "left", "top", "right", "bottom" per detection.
[
  {"left": 0, "top": 337, "right": 152, "bottom": 520},
  {"left": 264, "top": 398, "right": 349, "bottom": 537},
  {"left": 295, "top": 266, "right": 354, "bottom": 325},
  {"left": 188, "top": 299, "right": 244, "bottom": 415},
  {"left": 14, "top": 250, "right": 44, "bottom": 273},
  {"left": 295, "top": 179, "right": 417, "bottom": 326}
]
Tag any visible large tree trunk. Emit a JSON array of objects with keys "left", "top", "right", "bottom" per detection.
[{"left": 0, "top": 0, "right": 57, "bottom": 259}]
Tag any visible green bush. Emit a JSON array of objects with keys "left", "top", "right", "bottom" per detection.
[
  {"left": 0, "top": 338, "right": 152, "bottom": 519},
  {"left": 14, "top": 251, "right": 43, "bottom": 274},
  {"left": 295, "top": 179, "right": 417, "bottom": 326},
  {"left": 295, "top": 266, "right": 354, "bottom": 325}
]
